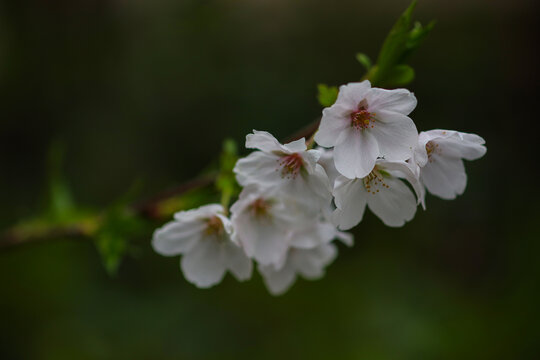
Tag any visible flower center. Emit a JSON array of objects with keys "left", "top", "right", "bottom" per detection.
[
  {"left": 249, "top": 198, "right": 271, "bottom": 218},
  {"left": 425, "top": 141, "right": 440, "bottom": 162},
  {"left": 363, "top": 166, "right": 390, "bottom": 195},
  {"left": 205, "top": 216, "right": 224, "bottom": 236},
  {"left": 351, "top": 104, "right": 375, "bottom": 130},
  {"left": 277, "top": 153, "right": 303, "bottom": 179}
]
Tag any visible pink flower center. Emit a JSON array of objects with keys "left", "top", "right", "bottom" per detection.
[
  {"left": 250, "top": 198, "right": 271, "bottom": 217},
  {"left": 363, "top": 166, "right": 390, "bottom": 195},
  {"left": 351, "top": 106, "right": 375, "bottom": 130},
  {"left": 425, "top": 141, "right": 440, "bottom": 162},
  {"left": 205, "top": 216, "right": 224, "bottom": 236},
  {"left": 277, "top": 153, "right": 303, "bottom": 179}
]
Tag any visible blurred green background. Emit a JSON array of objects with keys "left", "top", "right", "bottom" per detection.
[{"left": 0, "top": 0, "right": 538, "bottom": 359}]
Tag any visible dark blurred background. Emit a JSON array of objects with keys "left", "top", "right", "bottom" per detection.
[{"left": 0, "top": 0, "right": 538, "bottom": 358}]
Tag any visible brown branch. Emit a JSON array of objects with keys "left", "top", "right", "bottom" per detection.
[
  {"left": 0, "top": 119, "right": 322, "bottom": 250},
  {"left": 131, "top": 172, "right": 217, "bottom": 219},
  {"left": 283, "top": 118, "right": 321, "bottom": 143},
  {"left": 0, "top": 225, "right": 89, "bottom": 251}
]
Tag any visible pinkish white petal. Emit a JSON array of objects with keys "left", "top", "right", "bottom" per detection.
[
  {"left": 421, "top": 156, "right": 467, "bottom": 200},
  {"left": 365, "top": 87, "right": 417, "bottom": 115},
  {"left": 315, "top": 104, "right": 352, "bottom": 147},
  {"left": 366, "top": 177, "right": 417, "bottom": 227},
  {"left": 152, "top": 220, "right": 205, "bottom": 256},
  {"left": 334, "top": 129, "right": 378, "bottom": 179},
  {"left": 180, "top": 239, "right": 227, "bottom": 288},
  {"left": 371, "top": 109, "right": 418, "bottom": 161},
  {"left": 332, "top": 176, "right": 367, "bottom": 230}
]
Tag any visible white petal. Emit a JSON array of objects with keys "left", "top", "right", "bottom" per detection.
[
  {"left": 289, "top": 221, "right": 336, "bottom": 249},
  {"left": 420, "top": 130, "right": 486, "bottom": 161},
  {"left": 365, "top": 87, "right": 417, "bottom": 115},
  {"left": 215, "top": 214, "right": 233, "bottom": 235},
  {"left": 378, "top": 160, "right": 424, "bottom": 207},
  {"left": 371, "top": 110, "right": 418, "bottom": 161},
  {"left": 173, "top": 204, "right": 224, "bottom": 222},
  {"left": 421, "top": 155, "right": 467, "bottom": 200},
  {"left": 151, "top": 220, "right": 205, "bottom": 256},
  {"left": 239, "top": 216, "right": 289, "bottom": 266},
  {"left": 180, "top": 238, "right": 227, "bottom": 288},
  {"left": 366, "top": 177, "right": 417, "bottom": 227},
  {"left": 336, "top": 81, "right": 372, "bottom": 109},
  {"left": 413, "top": 132, "right": 432, "bottom": 167},
  {"left": 332, "top": 176, "right": 367, "bottom": 230},
  {"left": 283, "top": 138, "right": 308, "bottom": 153},
  {"left": 294, "top": 243, "right": 337, "bottom": 279},
  {"left": 233, "top": 151, "right": 282, "bottom": 187},
  {"left": 302, "top": 149, "right": 322, "bottom": 174},
  {"left": 335, "top": 231, "right": 354, "bottom": 247},
  {"left": 437, "top": 136, "right": 486, "bottom": 161},
  {"left": 315, "top": 104, "right": 351, "bottom": 147},
  {"left": 246, "top": 130, "right": 287, "bottom": 153},
  {"left": 334, "top": 129, "right": 378, "bottom": 179},
  {"left": 317, "top": 148, "right": 340, "bottom": 186},
  {"left": 460, "top": 132, "right": 485, "bottom": 145},
  {"left": 221, "top": 241, "right": 252, "bottom": 281},
  {"left": 304, "top": 164, "right": 333, "bottom": 209},
  {"left": 258, "top": 262, "right": 297, "bottom": 296}
]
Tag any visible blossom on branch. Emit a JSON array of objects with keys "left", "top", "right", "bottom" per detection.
[
  {"left": 258, "top": 243, "right": 338, "bottom": 296},
  {"left": 412, "top": 130, "right": 486, "bottom": 200},
  {"left": 230, "top": 185, "right": 312, "bottom": 266},
  {"left": 152, "top": 204, "right": 252, "bottom": 288},
  {"left": 234, "top": 130, "right": 332, "bottom": 213},
  {"left": 315, "top": 80, "right": 418, "bottom": 179},
  {"left": 332, "top": 159, "right": 423, "bottom": 229}
]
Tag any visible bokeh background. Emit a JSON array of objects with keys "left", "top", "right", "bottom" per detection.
[{"left": 1, "top": 0, "right": 538, "bottom": 359}]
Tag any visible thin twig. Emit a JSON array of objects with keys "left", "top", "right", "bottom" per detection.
[
  {"left": 0, "top": 119, "right": 322, "bottom": 250},
  {"left": 0, "top": 225, "right": 89, "bottom": 251},
  {"left": 282, "top": 118, "right": 321, "bottom": 143},
  {"left": 131, "top": 172, "right": 217, "bottom": 219}
]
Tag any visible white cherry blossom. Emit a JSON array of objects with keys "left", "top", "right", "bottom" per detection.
[
  {"left": 234, "top": 130, "right": 332, "bottom": 212},
  {"left": 230, "top": 185, "right": 312, "bottom": 266},
  {"left": 258, "top": 243, "right": 338, "bottom": 296},
  {"left": 315, "top": 80, "right": 418, "bottom": 179},
  {"left": 316, "top": 147, "right": 340, "bottom": 188},
  {"left": 332, "top": 159, "right": 423, "bottom": 229},
  {"left": 152, "top": 204, "right": 252, "bottom": 288},
  {"left": 413, "top": 129, "right": 486, "bottom": 200},
  {"left": 259, "top": 218, "right": 352, "bottom": 295},
  {"left": 286, "top": 216, "right": 354, "bottom": 252}
]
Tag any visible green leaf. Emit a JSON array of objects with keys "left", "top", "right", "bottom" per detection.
[
  {"left": 401, "top": 20, "right": 436, "bottom": 63},
  {"left": 317, "top": 84, "right": 338, "bottom": 107},
  {"left": 373, "top": 0, "right": 417, "bottom": 83},
  {"left": 96, "top": 231, "right": 127, "bottom": 275},
  {"left": 363, "top": 0, "right": 433, "bottom": 87},
  {"left": 383, "top": 65, "right": 415, "bottom": 87},
  {"left": 47, "top": 142, "right": 75, "bottom": 222},
  {"left": 216, "top": 139, "right": 240, "bottom": 209},
  {"left": 356, "top": 53, "right": 372, "bottom": 71},
  {"left": 95, "top": 185, "right": 147, "bottom": 276}
]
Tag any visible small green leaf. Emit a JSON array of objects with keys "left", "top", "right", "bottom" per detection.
[
  {"left": 317, "top": 84, "right": 338, "bottom": 107},
  {"left": 47, "top": 142, "right": 75, "bottom": 222},
  {"left": 400, "top": 20, "right": 436, "bottom": 63},
  {"left": 216, "top": 138, "right": 240, "bottom": 209},
  {"left": 364, "top": 0, "right": 434, "bottom": 87},
  {"left": 356, "top": 53, "right": 372, "bottom": 71},
  {"left": 96, "top": 231, "right": 127, "bottom": 275},
  {"left": 95, "top": 188, "right": 147, "bottom": 276},
  {"left": 375, "top": 0, "right": 416, "bottom": 75},
  {"left": 383, "top": 65, "right": 415, "bottom": 87}
]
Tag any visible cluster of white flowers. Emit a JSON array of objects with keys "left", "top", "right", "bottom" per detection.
[{"left": 152, "top": 80, "right": 486, "bottom": 295}]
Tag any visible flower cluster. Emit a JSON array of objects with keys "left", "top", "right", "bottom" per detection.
[{"left": 152, "top": 80, "right": 486, "bottom": 295}]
